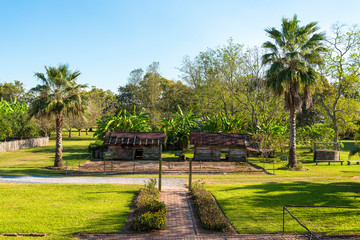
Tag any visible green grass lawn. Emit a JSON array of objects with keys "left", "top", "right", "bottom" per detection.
[
  {"left": 208, "top": 181, "right": 360, "bottom": 235},
  {"left": 0, "top": 131, "right": 94, "bottom": 176},
  {"left": 0, "top": 183, "right": 139, "bottom": 239},
  {"left": 2, "top": 132, "right": 360, "bottom": 236}
]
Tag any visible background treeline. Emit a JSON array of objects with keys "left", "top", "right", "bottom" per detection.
[{"left": 1, "top": 24, "right": 359, "bottom": 153}]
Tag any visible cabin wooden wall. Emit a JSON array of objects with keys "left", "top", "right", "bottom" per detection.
[
  {"left": 106, "top": 145, "right": 161, "bottom": 160},
  {"left": 194, "top": 145, "right": 247, "bottom": 161}
]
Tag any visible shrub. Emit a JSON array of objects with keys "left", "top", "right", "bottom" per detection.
[
  {"left": 132, "top": 205, "right": 166, "bottom": 232},
  {"left": 191, "top": 186, "right": 229, "bottom": 232},
  {"left": 131, "top": 178, "right": 166, "bottom": 232}
]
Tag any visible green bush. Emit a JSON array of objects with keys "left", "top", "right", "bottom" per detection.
[
  {"left": 131, "top": 179, "right": 166, "bottom": 232},
  {"left": 88, "top": 140, "right": 105, "bottom": 152},
  {"left": 191, "top": 186, "right": 229, "bottom": 232},
  {"left": 132, "top": 205, "right": 166, "bottom": 232}
]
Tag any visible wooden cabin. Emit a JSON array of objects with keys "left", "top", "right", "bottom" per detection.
[
  {"left": 93, "top": 132, "right": 165, "bottom": 160},
  {"left": 190, "top": 132, "right": 250, "bottom": 161}
]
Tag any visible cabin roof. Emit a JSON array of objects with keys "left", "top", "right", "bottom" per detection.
[
  {"left": 104, "top": 132, "right": 165, "bottom": 145},
  {"left": 190, "top": 132, "right": 250, "bottom": 147}
]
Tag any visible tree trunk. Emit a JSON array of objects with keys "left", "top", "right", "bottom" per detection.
[
  {"left": 78, "top": 130, "right": 81, "bottom": 136},
  {"left": 332, "top": 116, "right": 339, "bottom": 142},
  {"left": 288, "top": 105, "right": 298, "bottom": 168},
  {"left": 55, "top": 115, "right": 63, "bottom": 167},
  {"left": 86, "top": 128, "right": 88, "bottom": 135},
  {"left": 69, "top": 128, "right": 72, "bottom": 138}
]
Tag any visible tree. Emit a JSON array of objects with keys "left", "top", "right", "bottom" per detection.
[
  {"left": 160, "top": 106, "right": 199, "bottom": 150},
  {"left": 117, "top": 63, "right": 194, "bottom": 125},
  {"left": 180, "top": 41, "right": 284, "bottom": 125},
  {"left": 201, "top": 113, "right": 248, "bottom": 133},
  {"left": 29, "top": 64, "right": 88, "bottom": 167},
  {"left": 94, "top": 108, "right": 151, "bottom": 140},
  {"left": 0, "top": 99, "right": 39, "bottom": 140},
  {"left": 262, "top": 15, "right": 327, "bottom": 168},
  {"left": 0, "top": 81, "right": 26, "bottom": 102},
  {"left": 317, "top": 24, "right": 360, "bottom": 142}
]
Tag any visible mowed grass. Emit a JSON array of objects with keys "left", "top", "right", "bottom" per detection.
[
  {"left": 192, "top": 142, "right": 360, "bottom": 235},
  {"left": 0, "top": 131, "right": 94, "bottom": 176},
  {"left": 208, "top": 181, "right": 360, "bottom": 234},
  {"left": 0, "top": 183, "right": 139, "bottom": 239}
]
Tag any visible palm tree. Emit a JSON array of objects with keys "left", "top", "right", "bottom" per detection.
[
  {"left": 29, "top": 64, "right": 87, "bottom": 167},
  {"left": 262, "top": 15, "right": 327, "bottom": 168}
]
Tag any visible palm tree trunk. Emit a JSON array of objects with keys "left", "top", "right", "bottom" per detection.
[
  {"left": 55, "top": 115, "right": 63, "bottom": 167},
  {"left": 288, "top": 106, "right": 298, "bottom": 168}
]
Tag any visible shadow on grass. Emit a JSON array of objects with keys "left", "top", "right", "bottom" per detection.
[
  {"left": 67, "top": 212, "right": 129, "bottom": 237},
  {"left": 215, "top": 181, "right": 360, "bottom": 208},
  {"left": 0, "top": 167, "right": 66, "bottom": 176}
]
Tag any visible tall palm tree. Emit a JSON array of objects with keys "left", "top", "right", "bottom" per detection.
[
  {"left": 262, "top": 15, "right": 327, "bottom": 168},
  {"left": 29, "top": 64, "right": 87, "bottom": 167}
]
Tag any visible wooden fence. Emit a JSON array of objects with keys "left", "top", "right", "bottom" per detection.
[{"left": 0, "top": 137, "right": 49, "bottom": 153}]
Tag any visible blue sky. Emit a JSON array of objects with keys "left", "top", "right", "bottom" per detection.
[{"left": 1, "top": 0, "right": 360, "bottom": 93}]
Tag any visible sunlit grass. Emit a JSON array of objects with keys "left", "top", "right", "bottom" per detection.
[
  {"left": 209, "top": 182, "right": 360, "bottom": 234},
  {"left": 0, "top": 131, "right": 95, "bottom": 176},
  {"left": 0, "top": 183, "right": 139, "bottom": 239}
]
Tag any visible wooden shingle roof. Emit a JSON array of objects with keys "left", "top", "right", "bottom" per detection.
[
  {"left": 190, "top": 132, "right": 250, "bottom": 147},
  {"left": 104, "top": 132, "right": 165, "bottom": 145}
]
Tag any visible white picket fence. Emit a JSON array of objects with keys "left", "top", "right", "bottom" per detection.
[{"left": 0, "top": 137, "right": 49, "bottom": 153}]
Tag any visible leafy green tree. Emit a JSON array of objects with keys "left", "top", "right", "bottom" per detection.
[
  {"left": 118, "top": 63, "right": 193, "bottom": 124},
  {"left": 317, "top": 24, "right": 360, "bottom": 142},
  {"left": 262, "top": 15, "right": 327, "bottom": 168},
  {"left": 0, "top": 81, "right": 26, "bottom": 102},
  {"left": 349, "top": 128, "right": 360, "bottom": 159},
  {"left": 201, "top": 114, "right": 248, "bottom": 133},
  {"left": 0, "top": 115, "right": 12, "bottom": 140},
  {"left": 29, "top": 64, "right": 88, "bottom": 167},
  {"left": 161, "top": 106, "right": 198, "bottom": 150},
  {"left": 180, "top": 41, "right": 284, "bottom": 126},
  {"left": 297, "top": 123, "right": 334, "bottom": 152},
  {"left": 94, "top": 108, "right": 151, "bottom": 140},
  {"left": 0, "top": 99, "right": 39, "bottom": 140},
  {"left": 250, "top": 116, "right": 289, "bottom": 157}
]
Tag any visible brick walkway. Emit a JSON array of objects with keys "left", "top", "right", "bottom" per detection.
[{"left": 79, "top": 189, "right": 308, "bottom": 240}]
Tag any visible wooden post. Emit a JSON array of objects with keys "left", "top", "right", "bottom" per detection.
[
  {"left": 159, "top": 157, "right": 162, "bottom": 191},
  {"left": 132, "top": 149, "right": 136, "bottom": 174},
  {"left": 283, "top": 206, "right": 285, "bottom": 234},
  {"left": 189, "top": 157, "right": 192, "bottom": 190}
]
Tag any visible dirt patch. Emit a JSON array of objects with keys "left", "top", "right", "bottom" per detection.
[
  {"left": 351, "top": 176, "right": 360, "bottom": 181},
  {"left": 73, "top": 160, "right": 264, "bottom": 175},
  {"left": 45, "top": 166, "right": 70, "bottom": 170}
]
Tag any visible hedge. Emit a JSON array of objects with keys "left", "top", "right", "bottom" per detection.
[
  {"left": 131, "top": 180, "right": 166, "bottom": 232},
  {"left": 190, "top": 187, "right": 230, "bottom": 232}
]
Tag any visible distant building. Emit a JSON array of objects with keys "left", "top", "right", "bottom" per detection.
[
  {"left": 92, "top": 132, "right": 165, "bottom": 160},
  {"left": 190, "top": 132, "right": 250, "bottom": 161}
]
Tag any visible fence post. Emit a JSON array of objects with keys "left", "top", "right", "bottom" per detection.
[
  {"left": 189, "top": 158, "right": 192, "bottom": 190},
  {"left": 158, "top": 157, "right": 162, "bottom": 191},
  {"left": 283, "top": 205, "right": 285, "bottom": 234}
]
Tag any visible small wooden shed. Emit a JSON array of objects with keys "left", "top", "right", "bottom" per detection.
[
  {"left": 190, "top": 132, "right": 251, "bottom": 161},
  {"left": 94, "top": 132, "right": 165, "bottom": 160}
]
